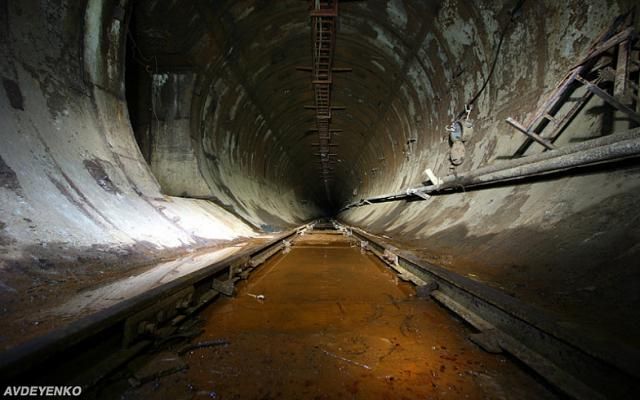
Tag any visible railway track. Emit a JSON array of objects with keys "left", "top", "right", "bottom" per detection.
[
  {"left": 0, "top": 223, "right": 313, "bottom": 389},
  {"left": 334, "top": 221, "right": 639, "bottom": 399},
  {"left": 1, "top": 221, "right": 638, "bottom": 399}
]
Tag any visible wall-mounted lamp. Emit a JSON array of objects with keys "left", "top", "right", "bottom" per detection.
[{"left": 446, "top": 105, "right": 474, "bottom": 166}]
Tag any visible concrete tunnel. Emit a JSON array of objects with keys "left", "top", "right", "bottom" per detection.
[{"left": 1, "top": 0, "right": 639, "bottom": 398}]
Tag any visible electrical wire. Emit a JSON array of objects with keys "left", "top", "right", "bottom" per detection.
[{"left": 454, "top": 0, "right": 526, "bottom": 121}]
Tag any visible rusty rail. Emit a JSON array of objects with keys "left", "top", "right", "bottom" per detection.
[
  {"left": 0, "top": 223, "right": 314, "bottom": 387},
  {"left": 336, "top": 222, "right": 640, "bottom": 399}
]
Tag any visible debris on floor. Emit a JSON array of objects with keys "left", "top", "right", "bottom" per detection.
[
  {"left": 318, "top": 347, "right": 372, "bottom": 370},
  {"left": 112, "top": 232, "right": 556, "bottom": 400},
  {"left": 247, "top": 293, "right": 265, "bottom": 302},
  {"left": 177, "top": 339, "right": 230, "bottom": 355},
  {"left": 128, "top": 351, "right": 187, "bottom": 384}
]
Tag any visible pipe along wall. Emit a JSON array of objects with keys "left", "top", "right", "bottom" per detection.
[{"left": 0, "top": 0, "right": 639, "bottom": 396}]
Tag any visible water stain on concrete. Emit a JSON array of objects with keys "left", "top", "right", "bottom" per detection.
[
  {"left": 0, "top": 155, "right": 21, "bottom": 193},
  {"left": 83, "top": 158, "right": 122, "bottom": 195},
  {"left": 380, "top": 189, "right": 640, "bottom": 349},
  {"left": 2, "top": 77, "right": 24, "bottom": 110},
  {"left": 48, "top": 174, "right": 107, "bottom": 229},
  {"left": 0, "top": 220, "right": 16, "bottom": 247},
  {"left": 254, "top": 207, "right": 291, "bottom": 230}
]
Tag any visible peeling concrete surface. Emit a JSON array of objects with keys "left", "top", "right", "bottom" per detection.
[
  {"left": 0, "top": 0, "right": 639, "bottom": 366},
  {"left": 0, "top": 155, "right": 21, "bottom": 193},
  {"left": 123, "top": 0, "right": 640, "bottom": 351},
  {"left": 47, "top": 244, "right": 246, "bottom": 317},
  {"left": 0, "top": 0, "right": 277, "bottom": 349}
]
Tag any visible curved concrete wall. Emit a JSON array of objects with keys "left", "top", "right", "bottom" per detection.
[
  {"left": 0, "top": 0, "right": 638, "bottom": 351},
  {"left": 0, "top": 0, "right": 315, "bottom": 341},
  {"left": 338, "top": 0, "right": 640, "bottom": 345}
]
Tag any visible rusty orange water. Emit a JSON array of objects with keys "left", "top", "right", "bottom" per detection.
[{"left": 123, "top": 232, "right": 554, "bottom": 399}]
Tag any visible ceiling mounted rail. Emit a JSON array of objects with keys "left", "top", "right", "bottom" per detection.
[{"left": 299, "top": 0, "right": 351, "bottom": 201}]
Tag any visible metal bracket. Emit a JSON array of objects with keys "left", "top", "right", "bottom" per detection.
[
  {"left": 382, "top": 249, "right": 399, "bottom": 266},
  {"left": 211, "top": 279, "right": 236, "bottom": 297},
  {"left": 123, "top": 287, "right": 194, "bottom": 347},
  {"left": 228, "top": 256, "right": 249, "bottom": 280},
  {"left": 282, "top": 239, "right": 292, "bottom": 254},
  {"left": 345, "top": 224, "right": 640, "bottom": 399},
  {"left": 406, "top": 188, "right": 431, "bottom": 201}
]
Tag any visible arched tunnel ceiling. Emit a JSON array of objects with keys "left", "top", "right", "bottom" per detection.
[
  {"left": 1, "top": 0, "right": 640, "bottom": 388},
  {"left": 132, "top": 0, "right": 499, "bottom": 210}
]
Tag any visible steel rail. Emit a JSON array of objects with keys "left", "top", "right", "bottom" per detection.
[
  {"left": 0, "top": 223, "right": 313, "bottom": 386},
  {"left": 335, "top": 222, "right": 640, "bottom": 399}
]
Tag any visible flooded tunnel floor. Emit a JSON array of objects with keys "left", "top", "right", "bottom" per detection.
[{"left": 121, "top": 232, "right": 555, "bottom": 399}]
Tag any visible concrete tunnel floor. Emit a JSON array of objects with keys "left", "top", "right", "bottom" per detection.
[
  {"left": 2, "top": 1, "right": 640, "bottom": 396},
  {"left": 97, "top": 230, "right": 556, "bottom": 399}
]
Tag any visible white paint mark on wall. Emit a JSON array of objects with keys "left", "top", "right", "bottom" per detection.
[
  {"left": 229, "top": 90, "right": 245, "bottom": 121},
  {"left": 153, "top": 73, "right": 169, "bottom": 87},
  {"left": 386, "top": 0, "right": 408, "bottom": 29},
  {"left": 372, "top": 25, "right": 394, "bottom": 50},
  {"left": 371, "top": 60, "right": 386, "bottom": 72},
  {"left": 238, "top": 6, "right": 255, "bottom": 20}
]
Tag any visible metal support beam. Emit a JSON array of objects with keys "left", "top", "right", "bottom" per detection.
[
  {"left": 506, "top": 117, "right": 556, "bottom": 150},
  {"left": 304, "top": 105, "right": 346, "bottom": 110},
  {"left": 296, "top": 66, "right": 352, "bottom": 73},
  {"left": 573, "top": 27, "right": 635, "bottom": 69},
  {"left": 341, "top": 128, "right": 640, "bottom": 210},
  {"left": 575, "top": 75, "right": 640, "bottom": 124},
  {"left": 613, "top": 39, "right": 630, "bottom": 98},
  {"left": 512, "top": 15, "right": 636, "bottom": 157}
]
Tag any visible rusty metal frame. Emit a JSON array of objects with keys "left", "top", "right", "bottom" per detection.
[{"left": 509, "top": 13, "right": 639, "bottom": 157}]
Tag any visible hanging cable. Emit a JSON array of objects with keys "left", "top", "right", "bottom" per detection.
[{"left": 453, "top": 0, "right": 526, "bottom": 121}]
